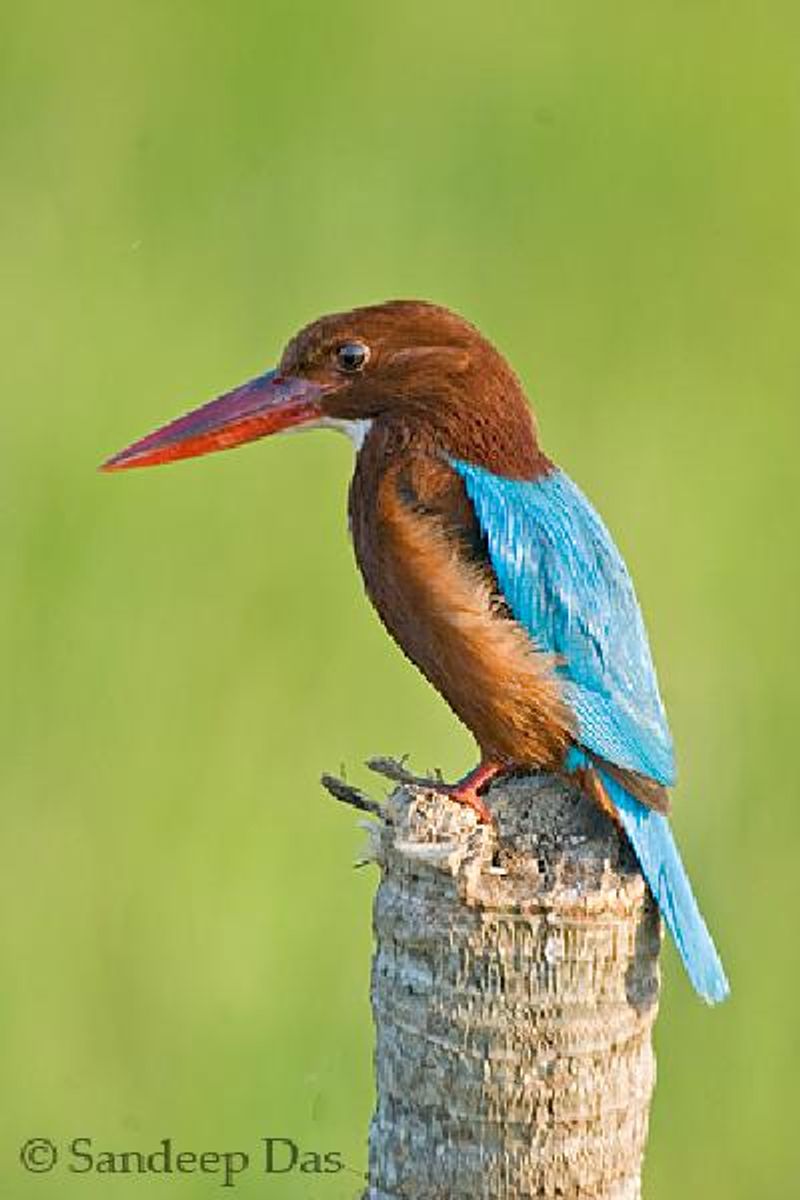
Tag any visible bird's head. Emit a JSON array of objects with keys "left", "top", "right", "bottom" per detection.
[{"left": 102, "top": 301, "right": 541, "bottom": 477}]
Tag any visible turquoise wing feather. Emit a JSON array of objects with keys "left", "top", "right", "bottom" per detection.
[
  {"left": 452, "top": 460, "right": 675, "bottom": 784},
  {"left": 451, "top": 459, "right": 729, "bottom": 1003}
]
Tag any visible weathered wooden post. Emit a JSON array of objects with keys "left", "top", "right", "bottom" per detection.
[{"left": 325, "top": 763, "right": 661, "bottom": 1200}]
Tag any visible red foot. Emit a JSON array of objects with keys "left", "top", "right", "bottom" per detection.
[{"left": 437, "top": 761, "right": 505, "bottom": 824}]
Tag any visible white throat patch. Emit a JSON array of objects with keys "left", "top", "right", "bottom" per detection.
[{"left": 317, "top": 417, "right": 373, "bottom": 451}]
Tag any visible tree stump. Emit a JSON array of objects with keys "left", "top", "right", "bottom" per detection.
[{"left": 357, "top": 769, "right": 661, "bottom": 1200}]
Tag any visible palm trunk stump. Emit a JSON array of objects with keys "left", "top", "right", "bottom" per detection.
[{"left": 353, "top": 767, "right": 661, "bottom": 1200}]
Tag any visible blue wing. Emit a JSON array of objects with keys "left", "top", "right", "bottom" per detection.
[
  {"left": 451, "top": 460, "right": 675, "bottom": 785},
  {"left": 452, "top": 459, "right": 729, "bottom": 1002}
]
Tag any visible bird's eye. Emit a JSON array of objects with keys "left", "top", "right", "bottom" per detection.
[{"left": 336, "top": 341, "right": 370, "bottom": 373}]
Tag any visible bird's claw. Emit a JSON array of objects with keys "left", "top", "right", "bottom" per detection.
[
  {"left": 435, "top": 781, "right": 494, "bottom": 824},
  {"left": 366, "top": 757, "right": 496, "bottom": 825}
]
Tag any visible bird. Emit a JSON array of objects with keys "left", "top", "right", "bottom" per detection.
[{"left": 103, "top": 299, "right": 729, "bottom": 1004}]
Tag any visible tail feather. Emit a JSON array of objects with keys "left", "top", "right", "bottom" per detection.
[{"left": 599, "top": 766, "right": 729, "bottom": 1004}]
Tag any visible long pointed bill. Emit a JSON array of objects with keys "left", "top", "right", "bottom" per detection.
[{"left": 101, "top": 370, "right": 330, "bottom": 472}]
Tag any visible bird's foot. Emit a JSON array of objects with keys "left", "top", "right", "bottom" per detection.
[
  {"left": 432, "top": 770, "right": 496, "bottom": 824},
  {"left": 367, "top": 757, "right": 504, "bottom": 824}
]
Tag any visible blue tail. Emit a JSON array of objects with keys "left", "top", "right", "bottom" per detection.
[{"left": 567, "top": 750, "right": 729, "bottom": 1003}]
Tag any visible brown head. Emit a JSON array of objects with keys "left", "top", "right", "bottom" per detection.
[{"left": 102, "top": 300, "right": 545, "bottom": 479}]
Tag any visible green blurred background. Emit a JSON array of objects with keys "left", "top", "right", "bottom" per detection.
[{"left": 1, "top": 2, "right": 798, "bottom": 1195}]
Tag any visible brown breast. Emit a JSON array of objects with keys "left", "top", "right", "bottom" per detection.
[{"left": 348, "top": 423, "right": 574, "bottom": 766}]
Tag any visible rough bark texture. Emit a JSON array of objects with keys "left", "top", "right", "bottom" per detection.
[{"left": 363, "top": 771, "right": 661, "bottom": 1200}]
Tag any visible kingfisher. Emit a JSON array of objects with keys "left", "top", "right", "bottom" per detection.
[{"left": 103, "top": 300, "right": 729, "bottom": 1003}]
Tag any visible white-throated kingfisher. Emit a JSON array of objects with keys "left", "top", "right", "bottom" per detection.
[{"left": 104, "top": 300, "right": 729, "bottom": 1003}]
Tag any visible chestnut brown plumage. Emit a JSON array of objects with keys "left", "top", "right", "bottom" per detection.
[
  {"left": 280, "top": 300, "right": 549, "bottom": 480},
  {"left": 104, "top": 299, "right": 732, "bottom": 1005},
  {"left": 283, "top": 304, "right": 576, "bottom": 797},
  {"left": 102, "top": 300, "right": 665, "bottom": 818}
]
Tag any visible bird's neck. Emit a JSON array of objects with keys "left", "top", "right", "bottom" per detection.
[{"left": 361, "top": 387, "right": 551, "bottom": 481}]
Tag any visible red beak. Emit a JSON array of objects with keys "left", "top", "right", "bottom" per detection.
[{"left": 101, "top": 370, "right": 329, "bottom": 472}]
